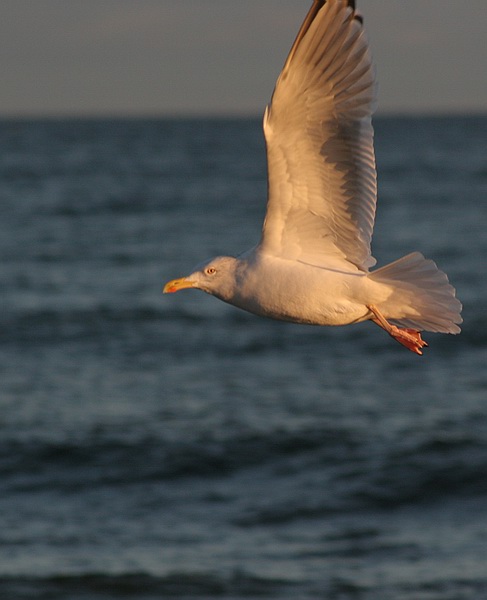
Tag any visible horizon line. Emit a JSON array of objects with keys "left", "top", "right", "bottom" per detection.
[{"left": 1, "top": 108, "right": 487, "bottom": 121}]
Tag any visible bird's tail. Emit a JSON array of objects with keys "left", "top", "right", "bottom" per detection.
[{"left": 368, "top": 252, "right": 462, "bottom": 333}]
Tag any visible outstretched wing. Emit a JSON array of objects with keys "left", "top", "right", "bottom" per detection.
[{"left": 258, "top": 0, "right": 378, "bottom": 271}]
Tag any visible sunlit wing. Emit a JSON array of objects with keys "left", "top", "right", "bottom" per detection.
[{"left": 258, "top": 0, "right": 378, "bottom": 271}]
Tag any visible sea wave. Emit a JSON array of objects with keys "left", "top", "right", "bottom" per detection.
[
  {"left": 4, "top": 300, "right": 485, "bottom": 353},
  {"left": 0, "top": 425, "right": 359, "bottom": 490},
  {"left": 0, "top": 570, "right": 294, "bottom": 600},
  {"left": 2, "top": 424, "right": 486, "bottom": 511},
  {"left": 2, "top": 568, "right": 485, "bottom": 600},
  {"left": 1, "top": 305, "right": 203, "bottom": 346}
]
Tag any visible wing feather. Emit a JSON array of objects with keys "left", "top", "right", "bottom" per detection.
[{"left": 258, "top": 0, "right": 378, "bottom": 271}]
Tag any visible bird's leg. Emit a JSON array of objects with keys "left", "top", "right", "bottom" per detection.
[{"left": 367, "top": 304, "right": 428, "bottom": 355}]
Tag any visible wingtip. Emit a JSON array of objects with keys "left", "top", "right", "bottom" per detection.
[
  {"left": 284, "top": 0, "right": 363, "bottom": 73},
  {"left": 347, "top": 1, "right": 365, "bottom": 24}
]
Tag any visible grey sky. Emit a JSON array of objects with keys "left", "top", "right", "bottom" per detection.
[{"left": 1, "top": 0, "right": 486, "bottom": 117}]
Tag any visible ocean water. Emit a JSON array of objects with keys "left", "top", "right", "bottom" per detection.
[{"left": 0, "top": 116, "right": 486, "bottom": 600}]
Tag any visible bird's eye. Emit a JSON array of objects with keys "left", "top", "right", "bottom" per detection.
[{"left": 205, "top": 267, "right": 216, "bottom": 275}]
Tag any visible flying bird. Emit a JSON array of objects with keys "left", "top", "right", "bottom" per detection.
[{"left": 164, "top": 0, "right": 462, "bottom": 354}]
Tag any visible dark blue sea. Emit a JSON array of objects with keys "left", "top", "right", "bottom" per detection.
[{"left": 1, "top": 116, "right": 486, "bottom": 599}]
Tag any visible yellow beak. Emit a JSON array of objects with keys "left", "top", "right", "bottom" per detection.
[{"left": 163, "top": 277, "right": 195, "bottom": 294}]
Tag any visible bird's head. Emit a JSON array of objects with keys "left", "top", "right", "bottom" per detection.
[{"left": 163, "top": 255, "right": 238, "bottom": 300}]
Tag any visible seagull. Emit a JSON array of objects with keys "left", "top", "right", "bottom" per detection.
[{"left": 163, "top": 0, "right": 462, "bottom": 354}]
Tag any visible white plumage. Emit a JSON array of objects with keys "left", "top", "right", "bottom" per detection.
[{"left": 164, "top": 0, "right": 462, "bottom": 355}]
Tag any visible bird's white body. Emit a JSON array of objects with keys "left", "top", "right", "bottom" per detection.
[
  {"left": 210, "top": 252, "right": 371, "bottom": 326},
  {"left": 164, "top": 0, "right": 462, "bottom": 354},
  {"left": 185, "top": 249, "right": 460, "bottom": 336}
]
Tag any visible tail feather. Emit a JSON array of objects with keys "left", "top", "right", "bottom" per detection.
[{"left": 368, "top": 252, "right": 462, "bottom": 334}]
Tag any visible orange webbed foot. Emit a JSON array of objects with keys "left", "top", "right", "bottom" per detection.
[
  {"left": 367, "top": 304, "right": 429, "bottom": 355},
  {"left": 388, "top": 326, "right": 428, "bottom": 355}
]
